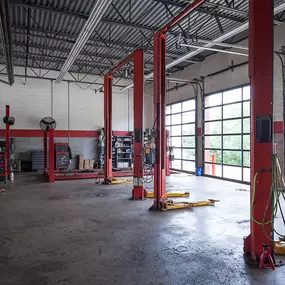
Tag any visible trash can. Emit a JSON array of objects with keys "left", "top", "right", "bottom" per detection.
[{"left": 196, "top": 167, "right": 203, "bottom": 176}]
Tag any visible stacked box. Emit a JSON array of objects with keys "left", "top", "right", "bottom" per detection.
[
  {"left": 84, "top": 159, "right": 90, "bottom": 169},
  {"left": 89, "top": 160, "right": 94, "bottom": 169},
  {"left": 79, "top": 155, "right": 84, "bottom": 170}
]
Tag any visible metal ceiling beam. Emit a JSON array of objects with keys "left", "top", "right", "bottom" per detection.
[
  {"left": 154, "top": 0, "right": 283, "bottom": 25},
  {"left": 122, "top": 1, "right": 285, "bottom": 90},
  {"left": 11, "top": 0, "right": 155, "bottom": 33},
  {"left": 0, "top": 51, "right": 113, "bottom": 69},
  {"left": 11, "top": 25, "right": 188, "bottom": 59},
  {"left": 0, "top": 0, "right": 14, "bottom": 85},
  {"left": 10, "top": 41, "right": 154, "bottom": 66},
  {"left": 153, "top": 0, "right": 245, "bottom": 22},
  {"left": 0, "top": 72, "right": 127, "bottom": 88}
]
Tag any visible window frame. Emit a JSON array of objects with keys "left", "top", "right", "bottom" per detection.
[
  {"left": 203, "top": 84, "right": 250, "bottom": 184},
  {"left": 167, "top": 97, "right": 197, "bottom": 173}
]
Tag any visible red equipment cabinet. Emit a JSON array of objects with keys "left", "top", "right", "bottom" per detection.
[
  {"left": 54, "top": 143, "right": 70, "bottom": 169},
  {"left": 0, "top": 152, "right": 7, "bottom": 183}
]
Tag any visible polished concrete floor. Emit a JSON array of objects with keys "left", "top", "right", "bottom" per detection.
[{"left": 0, "top": 173, "right": 285, "bottom": 285}]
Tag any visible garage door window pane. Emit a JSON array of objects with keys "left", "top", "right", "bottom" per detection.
[
  {"left": 182, "top": 161, "right": 195, "bottom": 172},
  {"left": 171, "top": 114, "right": 181, "bottom": 125},
  {"left": 223, "top": 88, "right": 242, "bottom": 104},
  {"left": 223, "top": 135, "right": 241, "bottom": 149},
  {"left": 182, "top": 124, "right": 195, "bottom": 135},
  {"left": 172, "top": 103, "right": 181, "bottom": 113},
  {"left": 243, "top": 168, "right": 250, "bottom": 182},
  {"left": 205, "top": 106, "right": 221, "bottom": 121},
  {"left": 223, "top": 103, "right": 241, "bottom": 119},
  {"left": 183, "top": 100, "right": 195, "bottom": 111},
  {"left": 223, "top": 166, "right": 242, "bottom": 180},
  {"left": 182, "top": 149, "right": 195, "bottom": 160},
  {"left": 243, "top": 135, "right": 250, "bottom": 150},
  {"left": 182, "top": 137, "right": 195, "bottom": 148},
  {"left": 243, "top": 151, "right": 250, "bottom": 167},
  {"left": 204, "top": 135, "right": 221, "bottom": 149},
  {"left": 172, "top": 160, "right": 181, "bottom": 169},
  {"left": 171, "top": 126, "right": 181, "bottom": 136},
  {"left": 243, "top": 101, "right": 250, "bottom": 117},
  {"left": 223, "top": 151, "right": 242, "bottom": 166},
  {"left": 243, "top": 118, "right": 250, "bottom": 133},
  {"left": 223, "top": 119, "right": 241, "bottom": 134},
  {"left": 204, "top": 163, "right": 222, "bottom": 177},
  {"left": 183, "top": 111, "right": 195, "bottom": 123},
  {"left": 166, "top": 105, "right": 170, "bottom": 114},
  {"left": 174, "top": 148, "right": 182, "bottom": 159},
  {"left": 205, "top": 93, "right": 222, "bottom": 107},
  {"left": 166, "top": 115, "right": 171, "bottom": 126},
  {"left": 205, "top": 121, "right": 221, "bottom": 135},
  {"left": 171, "top": 137, "right": 181, "bottom": 148},
  {"left": 243, "top": 86, "right": 250, "bottom": 100},
  {"left": 204, "top": 150, "right": 222, "bottom": 163}
]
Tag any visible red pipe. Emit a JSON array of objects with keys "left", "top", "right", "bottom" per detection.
[{"left": 5, "top": 105, "right": 10, "bottom": 179}]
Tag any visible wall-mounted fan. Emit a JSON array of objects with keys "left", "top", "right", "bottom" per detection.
[{"left": 39, "top": 117, "right": 57, "bottom": 132}]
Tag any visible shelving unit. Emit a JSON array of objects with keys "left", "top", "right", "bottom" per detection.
[{"left": 112, "top": 136, "right": 133, "bottom": 168}]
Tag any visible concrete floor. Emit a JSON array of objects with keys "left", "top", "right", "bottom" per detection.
[{"left": 0, "top": 173, "right": 285, "bottom": 285}]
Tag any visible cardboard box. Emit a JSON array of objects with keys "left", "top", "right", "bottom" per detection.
[
  {"left": 84, "top": 159, "right": 90, "bottom": 169},
  {"left": 78, "top": 154, "right": 84, "bottom": 170}
]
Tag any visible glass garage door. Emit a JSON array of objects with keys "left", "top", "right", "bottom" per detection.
[
  {"left": 166, "top": 99, "right": 196, "bottom": 173},
  {"left": 203, "top": 85, "right": 250, "bottom": 182}
]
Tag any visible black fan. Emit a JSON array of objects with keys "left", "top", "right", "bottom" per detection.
[{"left": 39, "top": 117, "right": 57, "bottom": 132}]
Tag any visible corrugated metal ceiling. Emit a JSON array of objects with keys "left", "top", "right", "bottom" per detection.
[{"left": 0, "top": 0, "right": 284, "bottom": 78}]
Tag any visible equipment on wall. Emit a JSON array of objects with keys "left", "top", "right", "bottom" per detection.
[{"left": 39, "top": 117, "right": 57, "bottom": 132}]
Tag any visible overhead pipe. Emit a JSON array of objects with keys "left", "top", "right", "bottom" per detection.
[
  {"left": 0, "top": 0, "right": 14, "bottom": 85},
  {"left": 180, "top": 43, "right": 249, "bottom": 57},
  {"left": 121, "top": 2, "right": 285, "bottom": 91},
  {"left": 55, "top": 0, "right": 112, "bottom": 83}
]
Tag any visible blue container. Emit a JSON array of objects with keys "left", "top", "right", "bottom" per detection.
[{"left": 196, "top": 168, "right": 203, "bottom": 176}]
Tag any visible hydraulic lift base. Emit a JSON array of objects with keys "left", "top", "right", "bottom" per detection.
[
  {"left": 160, "top": 199, "right": 219, "bottom": 211},
  {"left": 103, "top": 178, "right": 132, "bottom": 185},
  {"left": 146, "top": 192, "right": 190, "bottom": 198},
  {"left": 275, "top": 242, "right": 285, "bottom": 255}
]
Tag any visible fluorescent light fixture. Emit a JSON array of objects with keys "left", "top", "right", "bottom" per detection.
[
  {"left": 180, "top": 43, "right": 248, "bottom": 57},
  {"left": 55, "top": 0, "right": 112, "bottom": 83}
]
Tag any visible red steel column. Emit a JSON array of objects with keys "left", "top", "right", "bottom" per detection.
[
  {"left": 243, "top": 0, "right": 274, "bottom": 265},
  {"left": 104, "top": 75, "right": 113, "bottom": 183},
  {"left": 150, "top": 33, "right": 167, "bottom": 210},
  {"left": 5, "top": 105, "right": 10, "bottom": 180},
  {"left": 44, "top": 131, "right": 47, "bottom": 173},
  {"left": 132, "top": 50, "right": 147, "bottom": 199},
  {"left": 49, "top": 128, "right": 54, "bottom": 183},
  {"left": 166, "top": 130, "right": 170, "bottom": 176}
]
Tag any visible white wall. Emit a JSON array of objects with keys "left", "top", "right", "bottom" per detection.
[
  {"left": 0, "top": 67, "right": 151, "bottom": 165},
  {"left": 0, "top": 67, "right": 152, "bottom": 131}
]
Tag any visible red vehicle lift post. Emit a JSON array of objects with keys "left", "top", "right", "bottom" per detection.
[
  {"left": 104, "top": 50, "right": 147, "bottom": 199},
  {"left": 150, "top": 0, "right": 205, "bottom": 210},
  {"left": 5, "top": 105, "right": 10, "bottom": 179},
  {"left": 243, "top": 0, "right": 274, "bottom": 268},
  {"left": 43, "top": 128, "right": 55, "bottom": 183}
]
